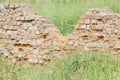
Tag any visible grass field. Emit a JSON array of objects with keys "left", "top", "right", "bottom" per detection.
[
  {"left": 0, "top": 52, "right": 120, "bottom": 80},
  {"left": 0, "top": 0, "right": 120, "bottom": 80}
]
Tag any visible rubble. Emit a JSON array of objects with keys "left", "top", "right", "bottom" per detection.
[
  {"left": 0, "top": 3, "right": 71, "bottom": 64},
  {"left": 73, "top": 7, "right": 120, "bottom": 53},
  {"left": 0, "top": 3, "right": 120, "bottom": 64}
]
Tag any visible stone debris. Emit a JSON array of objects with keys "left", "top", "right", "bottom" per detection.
[
  {"left": 0, "top": 3, "right": 120, "bottom": 64},
  {"left": 73, "top": 7, "right": 120, "bottom": 53}
]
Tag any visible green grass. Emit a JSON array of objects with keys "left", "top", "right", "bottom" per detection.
[
  {"left": 0, "top": 52, "right": 120, "bottom": 80},
  {"left": 0, "top": 0, "right": 120, "bottom": 35},
  {"left": 0, "top": 0, "right": 120, "bottom": 80}
]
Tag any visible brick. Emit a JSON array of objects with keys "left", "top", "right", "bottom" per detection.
[
  {"left": 4, "top": 4, "right": 9, "bottom": 9},
  {"left": 79, "top": 20, "right": 85, "bottom": 24},
  {"left": 85, "top": 19, "right": 91, "bottom": 24},
  {"left": 92, "top": 26, "right": 104, "bottom": 30},
  {"left": 0, "top": 34, "right": 5, "bottom": 39},
  {"left": 64, "top": 45, "right": 75, "bottom": 50},
  {"left": 28, "top": 58, "right": 39, "bottom": 63},
  {"left": 0, "top": 22, "right": 4, "bottom": 26},
  {"left": 82, "top": 35, "right": 90, "bottom": 40},
  {"left": 117, "top": 14, "right": 120, "bottom": 18},
  {"left": 91, "top": 19, "right": 97, "bottom": 24},
  {"left": 90, "top": 47, "right": 103, "bottom": 51}
]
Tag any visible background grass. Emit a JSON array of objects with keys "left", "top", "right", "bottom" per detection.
[
  {"left": 0, "top": 0, "right": 120, "bottom": 80},
  {"left": 0, "top": 52, "right": 120, "bottom": 80},
  {"left": 0, "top": 0, "right": 120, "bottom": 35}
]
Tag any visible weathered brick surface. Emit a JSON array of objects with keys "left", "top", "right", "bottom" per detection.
[
  {"left": 0, "top": 4, "right": 120, "bottom": 64},
  {"left": 0, "top": 4, "right": 69, "bottom": 63},
  {"left": 73, "top": 7, "right": 120, "bottom": 54}
]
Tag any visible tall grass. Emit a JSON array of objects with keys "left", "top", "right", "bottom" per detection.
[
  {"left": 0, "top": 0, "right": 120, "bottom": 35},
  {"left": 0, "top": 52, "right": 120, "bottom": 80}
]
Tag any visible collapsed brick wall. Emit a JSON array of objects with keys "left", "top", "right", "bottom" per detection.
[
  {"left": 0, "top": 4, "right": 120, "bottom": 64},
  {"left": 73, "top": 7, "right": 120, "bottom": 53},
  {"left": 0, "top": 4, "right": 72, "bottom": 64}
]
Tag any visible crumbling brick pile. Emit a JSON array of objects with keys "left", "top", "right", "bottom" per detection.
[
  {"left": 73, "top": 7, "right": 120, "bottom": 53},
  {"left": 0, "top": 4, "right": 73, "bottom": 63},
  {"left": 0, "top": 3, "right": 120, "bottom": 64}
]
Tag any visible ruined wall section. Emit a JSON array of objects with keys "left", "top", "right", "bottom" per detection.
[
  {"left": 0, "top": 4, "right": 69, "bottom": 63},
  {"left": 0, "top": 4, "right": 120, "bottom": 64},
  {"left": 73, "top": 8, "right": 120, "bottom": 53}
]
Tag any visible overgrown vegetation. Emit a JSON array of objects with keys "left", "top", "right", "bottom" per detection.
[
  {"left": 0, "top": 0, "right": 120, "bottom": 80},
  {"left": 0, "top": 52, "right": 120, "bottom": 80}
]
